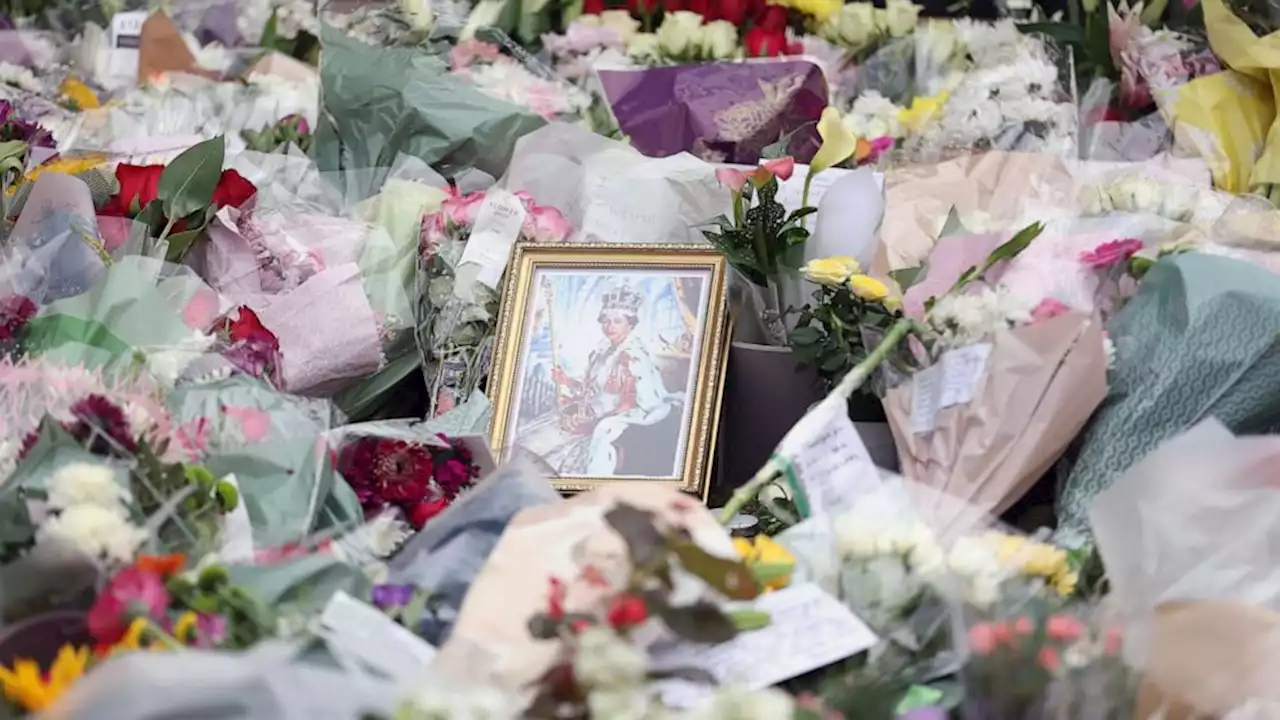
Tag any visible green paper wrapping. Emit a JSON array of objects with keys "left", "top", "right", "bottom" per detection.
[
  {"left": 1057, "top": 253, "right": 1280, "bottom": 541},
  {"left": 313, "top": 26, "right": 546, "bottom": 196}
]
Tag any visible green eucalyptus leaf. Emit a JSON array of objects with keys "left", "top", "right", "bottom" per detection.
[
  {"left": 260, "top": 9, "right": 280, "bottom": 48},
  {"left": 163, "top": 224, "right": 210, "bottom": 264},
  {"left": 158, "top": 136, "right": 225, "bottom": 223},
  {"left": 789, "top": 326, "right": 821, "bottom": 345},
  {"left": 643, "top": 592, "right": 738, "bottom": 643}
]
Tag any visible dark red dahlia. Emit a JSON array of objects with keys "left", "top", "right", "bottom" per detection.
[
  {"left": 68, "top": 394, "right": 137, "bottom": 455},
  {"left": 337, "top": 437, "right": 435, "bottom": 516},
  {"left": 0, "top": 294, "right": 36, "bottom": 342}
]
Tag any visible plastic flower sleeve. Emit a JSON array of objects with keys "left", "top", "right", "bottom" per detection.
[
  {"left": 0, "top": 173, "right": 108, "bottom": 306},
  {"left": 1056, "top": 252, "right": 1280, "bottom": 541},
  {"left": 445, "top": 30, "right": 593, "bottom": 123}
]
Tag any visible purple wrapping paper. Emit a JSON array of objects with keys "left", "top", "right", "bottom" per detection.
[{"left": 596, "top": 59, "right": 827, "bottom": 165}]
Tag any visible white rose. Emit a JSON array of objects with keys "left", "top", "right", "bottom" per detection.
[
  {"left": 1079, "top": 185, "right": 1113, "bottom": 215},
  {"left": 880, "top": 0, "right": 921, "bottom": 37},
  {"left": 688, "top": 686, "right": 795, "bottom": 720},
  {"left": 627, "top": 33, "right": 662, "bottom": 61},
  {"left": 655, "top": 10, "right": 704, "bottom": 58},
  {"left": 1112, "top": 177, "right": 1163, "bottom": 214},
  {"left": 399, "top": 0, "right": 434, "bottom": 31},
  {"left": 574, "top": 628, "right": 648, "bottom": 691},
  {"left": 700, "top": 20, "right": 739, "bottom": 60},
  {"left": 826, "top": 2, "right": 876, "bottom": 51},
  {"left": 1160, "top": 183, "right": 1197, "bottom": 221},
  {"left": 599, "top": 9, "right": 641, "bottom": 44},
  {"left": 461, "top": 0, "right": 505, "bottom": 39}
]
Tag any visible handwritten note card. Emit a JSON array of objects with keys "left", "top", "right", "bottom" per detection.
[
  {"left": 654, "top": 584, "right": 879, "bottom": 708},
  {"left": 774, "top": 395, "right": 881, "bottom": 518},
  {"left": 911, "top": 343, "right": 992, "bottom": 435},
  {"left": 459, "top": 189, "right": 527, "bottom": 289},
  {"left": 319, "top": 591, "right": 437, "bottom": 684},
  {"left": 579, "top": 176, "right": 678, "bottom": 245}
]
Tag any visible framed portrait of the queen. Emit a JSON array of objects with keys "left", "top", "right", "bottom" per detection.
[{"left": 487, "top": 243, "right": 730, "bottom": 497}]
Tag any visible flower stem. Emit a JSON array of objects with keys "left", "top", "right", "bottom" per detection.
[
  {"left": 141, "top": 618, "right": 185, "bottom": 651},
  {"left": 799, "top": 170, "right": 816, "bottom": 230},
  {"left": 718, "top": 317, "right": 919, "bottom": 526}
]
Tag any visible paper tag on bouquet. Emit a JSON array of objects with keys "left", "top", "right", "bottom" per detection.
[
  {"left": 911, "top": 343, "right": 992, "bottom": 435},
  {"left": 772, "top": 395, "right": 881, "bottom": 518},
  {"left": 106, "top": 11, "right": 147, "bottom": 84},
  {"left": 318, "top": 591, "right": 437, "bottom": 684},
  {"left": 458, "top": 189, "right": 527, "bottom": 290},
  {"left": 653, "top": 583, "right": 878, "bottom": 708},
  {"left": 577, "top": 155, "right": 680, "bottom": 245}
]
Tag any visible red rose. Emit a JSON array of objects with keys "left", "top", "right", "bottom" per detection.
[
  {"left": 687, "top": 0, "right": 712, "bottom": 15},
  {"left": 583, "top": 0, "right": 607, "bottom": 11},
  {"left": 606, "top": 594, "right": 649, "bottom": 630},
  {"left": 221, "top": 306, "right": 272, "bottom": 344},
  {"left": 711, "top": 0, "right": 749, "bottom": 24},
  {"left": 662, "top": 0, "right": 687, "bottom": 8},
  {"left": 407, "top": 498, "right": 449, "bottom": 529},
  {"left": 211, "top": 169, "right": 257, "bottom": 212},
  {"left": 756, "top": 4, "right": 788, "bottom": 30},
  {"left": 628, "top": 0, "right": 659, "bottom": 13},
  {"left": 744, "top": 25, "right": 786, "bottom": 56},
  {"left": 102, "top": 163, "right": 164, "bottom": 217}
]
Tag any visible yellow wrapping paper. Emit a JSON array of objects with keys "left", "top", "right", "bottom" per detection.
[
  {"left": 1178, "top": 0, "right": 1280, "bottom": 193},
  {"left": 882, "top": 314, "right": 1108, "bottom": 522}
]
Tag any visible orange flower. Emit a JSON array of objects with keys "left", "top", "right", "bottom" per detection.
[
  {"left": 135, "top": 554, "right": 186, "bottom": 577},
  {"left": 854, "top": 137, "right": 873, "bottom": 162}
]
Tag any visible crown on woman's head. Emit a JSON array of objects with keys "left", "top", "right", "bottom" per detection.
[{"left": 601, "top": 284, "right": 643, "bottom": 314}]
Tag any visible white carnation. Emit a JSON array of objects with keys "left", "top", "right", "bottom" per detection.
[
  {"left": 574, "top": 627, "right": 648, "bottom": 691},
  {"left": 46, "top": 462, "right": 130, "bottom": 510}
]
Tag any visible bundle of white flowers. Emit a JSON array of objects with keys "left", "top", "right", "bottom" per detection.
[
  {"left": 817, "top": 0, "right": 921, "bottom": 55},
  {"left": 841, "top": 91, "right": 905, "bottom": 141},
  {"left": 37, "top": 462, "right": 146, "bottom": 565},
  {"left": 1079, "top": 174, "right": 1199, "bottom": 223},
  {"left": 926, "top": 286, "right": 1036, "bottom": 351},
  {"left": 627, "top": 11, "right": 741, "bottom": 64}
]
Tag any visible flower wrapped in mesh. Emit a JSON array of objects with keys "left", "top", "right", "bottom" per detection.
[
  {"left": 415, "top": 187, "right": 571, "bottom": 418},
  {"left": 335, "top": 432, "right": 481, "bottom": 530}
]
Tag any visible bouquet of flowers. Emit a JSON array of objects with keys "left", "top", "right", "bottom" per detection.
[
  {"left": 333, "top": 425, "right": 482, "bottom": 531},
  {"left": 448, "top": 38, "right": 591, "bottom": 122},
  {"left": 416, "top": 186, "right": 570, "bottom": 418}
]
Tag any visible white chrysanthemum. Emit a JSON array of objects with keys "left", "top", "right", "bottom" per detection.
[
  {"left": 845, "top": 91, "right": 904, "bottom": 139},
  {"left": 1103, "top": 334, "right": 1116, "bottom": 369},
  {"left": 686, "top": 686, "right": 795, "bottom": 720},
  {"left": 46, "top": 462, "right": 130, "bottom": 510},
  {"left": 573, "top": 627, "right": 648, "bottom": 691},
  {"left": 39, "top": 504, "right": 145, "bottom": 563},
  {"left": 0, "top": 61, "right": 41, "bottom": 92}
]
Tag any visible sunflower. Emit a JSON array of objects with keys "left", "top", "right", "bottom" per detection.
[{"left": 0, "top": 644, "right": 90, "bottom": 711}]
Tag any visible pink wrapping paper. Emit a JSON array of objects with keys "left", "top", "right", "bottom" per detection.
[
  {"left": 883, "top": 314, "right": 1108, "bottom": 522},
  {"left": 901, "top": 233, "right": 1005, "bottom": 318},
  {"left": 253, "top": 263, "right": 384, "bottom": 396}
]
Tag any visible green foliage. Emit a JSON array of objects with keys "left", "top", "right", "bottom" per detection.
[
  {"left": 702, "top": 177, "right": 814, "bottom": 287},
  {"left": 788, "top": 283, "right": 911, "bottom": 393},
  {"left": 158, "top": 135, "right": 225, "bottom": 223}
]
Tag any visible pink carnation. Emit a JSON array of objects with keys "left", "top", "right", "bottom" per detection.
[
  {"left": 449, "top": 39, "right": 502, "bottom": 70},
  {"left": 1080, "top": 238, "right": 1144, "bottom": 270}
]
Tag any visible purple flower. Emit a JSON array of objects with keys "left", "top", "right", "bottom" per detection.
[{"left": 371, "top": 584, "right": 416, "bottom": 610}]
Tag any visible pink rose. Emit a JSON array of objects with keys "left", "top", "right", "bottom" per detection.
[
  {"left": 1080, "top": 238, "right": 1144, "bottom": 270},
  {"left": 524, "top": 204, "right": 572, "bottom": 243},
  {"left": 1030, "top": 298, "right": 1071, "bottom": 323},
  {"left": 440, "top": 190, "right": 487, "bottom": 228}
]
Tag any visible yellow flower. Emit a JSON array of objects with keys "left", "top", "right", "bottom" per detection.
[
  {"left": 810, "top": 107, "right": 858, "bottom": 175},
  {"left": 898, "top": 92, "right": 948, "bottom": 133},
  {"left": 0, "top": 645, "right": 89, "bottom": 712},
  {"left": 771, "top": 0, "right": 841, "bottom": 22},
  {"left": 801, "top": 256, "right": 861, "bottom": 285},
  {"left": 848, "top": 274, "right": 889, "bottom": 301},
  {"left": 6, "top": 154, "right": 108, "bottom": 196},
  {"left": 735, "top": 535, "right": 795, "bottom": 591},
  {"left": 59, "top": 77, "right": 100, "bottom": 110},
  {"left": 883, "top": 295, "right": 903, "bottom": 312}
]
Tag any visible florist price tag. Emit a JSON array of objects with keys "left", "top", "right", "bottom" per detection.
[
  {"left": 773, "top": 395, "right": 880, "bottom": 518},
  {"left": 459, "top": 189, "right": 527, "bottom": 289},
  {"left": 107, "top": 11, "right": 147, "bottom": 81},
  {"left": 911, "top": 343, "right": 992, "bottom": 435},
  {"left": 319, "top": 591, "right": 437, "bottom": 684},
  {"left": 653, "top": 584, "right": 878, "bottom": 708}
]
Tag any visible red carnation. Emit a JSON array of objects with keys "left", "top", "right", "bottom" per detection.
[
  {"left": 68, "top": 394, "right": 138, "bottom": 455},
  {"left": 0, "top": 294, "right": 36, "bottom": 342},
  {"left": 336, "top": 437, "right": 435, "bottom": 515},
  {"left": 407, "top": 498, "right": 449, "bottom": 529}
]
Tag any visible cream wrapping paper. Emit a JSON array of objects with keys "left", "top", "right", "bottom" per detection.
[
  {"left": 432, "top": 483, "right": 737, "bottom": 702},
  {"left": 883, "top": 314, "right": 1108, "bottom": 521}
]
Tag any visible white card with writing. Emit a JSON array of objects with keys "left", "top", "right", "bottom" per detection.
[
  {"left": 911, "top": 343, "right": 992, "bottom": 435},
  {"left": 578, "top": 176, "right": 678, "bottom": 246},
  {"left": 458, "top": 189, "right": 527, "bottom": 289},
  {"left": 774, "top": 395, "right": 881, "bottom": 518},
  {"left": 653, "top": 584, "right": 878, "bottom": 708},
  {"left": 719, "top": 164, "right": 884, "bottom": 217},
  {"left": 318, "top": 591, "right": 437, "bottom": 684},
  {"left": 107, "top": 11, "right": 147, "bottom": 83},
  {"left": 218, "top": 473, "right": 255, "bottom": 563}
]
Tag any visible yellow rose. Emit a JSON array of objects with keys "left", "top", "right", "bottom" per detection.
[
  {"left": 848, "top": 274, "right": 889, "bottom": 301},
  {"left": 734, "top": 535, "right": 794, "bottom": 591},
  {"left": 883, "top": 295, "right": 903, "bottom": 312},
  {"left": 802, "top": 256, "right": 861, "bottom": 285},
  {"left": 780, "top": 0, "right": 841, "bottom": 23}
]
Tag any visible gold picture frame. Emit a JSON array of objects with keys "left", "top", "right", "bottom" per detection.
[{"left": 487, "top": 243, "right": 730, "bottom": 497}]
